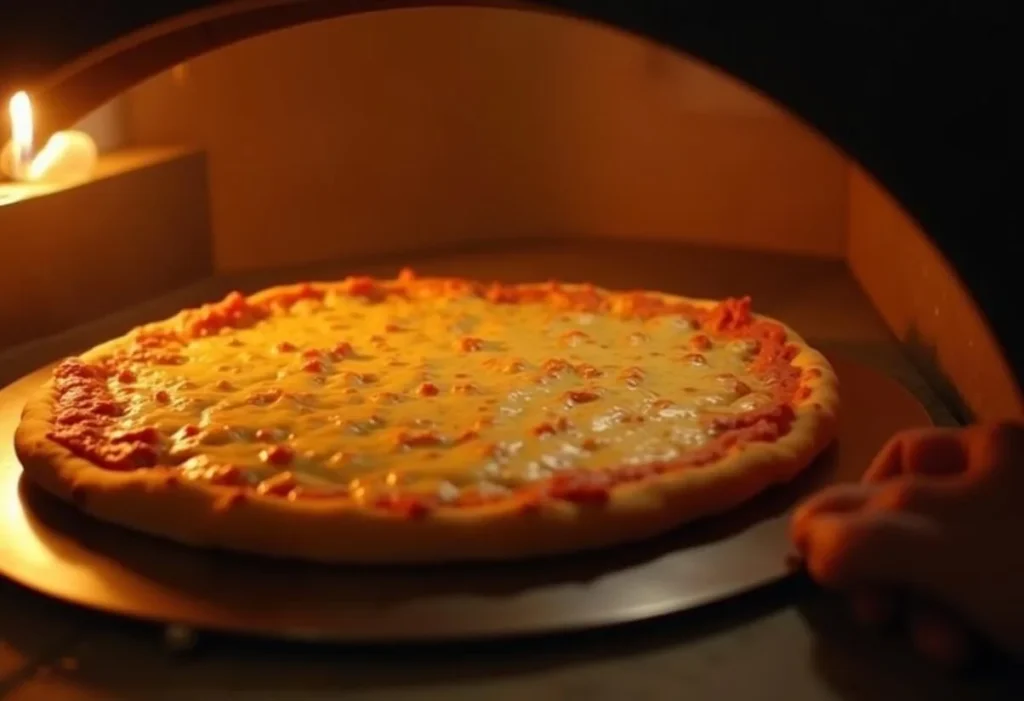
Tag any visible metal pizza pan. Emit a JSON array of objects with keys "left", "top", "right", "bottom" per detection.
[{"left": 0, "top": 354, "right": 931, "bottom": 643}]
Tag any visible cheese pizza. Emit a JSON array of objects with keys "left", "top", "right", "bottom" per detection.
[{"left": 15, "top": 271, "right": 838, "bottom": 563}]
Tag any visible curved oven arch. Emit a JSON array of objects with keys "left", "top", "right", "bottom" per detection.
[{"left": 1, "top": 1, "right": 1014, "bottom": 393}]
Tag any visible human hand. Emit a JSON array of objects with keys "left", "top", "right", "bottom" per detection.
[{"left": 790, "top": 423, "right": 1024, "bottom": 667}]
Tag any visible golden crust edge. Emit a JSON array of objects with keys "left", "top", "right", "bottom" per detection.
[{"left": 13, "top": 284, "right": 839, "bottom": 564}]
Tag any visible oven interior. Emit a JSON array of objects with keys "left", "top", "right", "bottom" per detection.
[
  {"left": 1, "top": 6, "right": 1016, "bottom": 422},
  {"left": 0, "top": 3, "right": 1017, "bottom": 643}
]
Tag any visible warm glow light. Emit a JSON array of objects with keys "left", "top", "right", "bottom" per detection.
[
  {"left": 9, "top": 91, "right": 32, "bottom": 151},
  {"left": 29, "top": 132, "right": 71, "bottom": 180},
  {"left": 8, "top": 91, "right": 33, "bottom": 179}
]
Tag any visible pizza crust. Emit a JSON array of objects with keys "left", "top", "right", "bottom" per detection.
[{"left": 14, "top": 288, "right": 839, "bottom": 564}]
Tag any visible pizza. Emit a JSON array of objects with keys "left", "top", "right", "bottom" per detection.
[{"left": 15, "top": 270, "right": 838, "bottom": 564}]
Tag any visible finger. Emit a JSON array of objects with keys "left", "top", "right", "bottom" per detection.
[
  {"left": 907, "top": 607, "right": 975, "bottom": 669},
  {"left": 849, "top": 589, "right": 898, "bottom": 629},
  {"left": 862, "top": 433, "right": 906, "bottom": 483},
  {"left": 865, "top": 477, "right": 956, "bottom": 515},
  {"left": 966, "top": 422, "right": 1024, "bottom": 485},
  {"left": 863, "top": 428, "right": 967, "bottom": 483},
  {"left": 903, "top": 429, "right": 969, "bottom": 478},
  {"left": 790, "top": 484, "right": 878, "bottom": 553},
  {"left": 801, "top": 511, "right": 941, "bottom": 591}
]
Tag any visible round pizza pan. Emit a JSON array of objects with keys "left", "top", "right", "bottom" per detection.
[{"left": 0, "top": 354, "right": 932, "bottom": 643}]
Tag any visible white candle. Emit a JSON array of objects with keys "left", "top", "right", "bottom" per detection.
[{"left": 0, "top": 91, "right": 98, "bottom": 188}]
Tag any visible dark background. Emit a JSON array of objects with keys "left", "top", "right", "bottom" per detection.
[{"left": 0, "top": 1, "right": 1015, "bottom": 390}]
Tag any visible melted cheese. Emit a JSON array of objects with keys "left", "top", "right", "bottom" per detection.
[{"left": 107, "top": 293, "right": 766, "bottom": 502}]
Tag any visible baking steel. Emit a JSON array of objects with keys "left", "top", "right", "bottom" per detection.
[{"left": 0, "top": 355, "right": 931, "bottom": 643}]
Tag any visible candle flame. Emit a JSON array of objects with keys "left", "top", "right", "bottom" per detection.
[{"left": 9, "top": 91, "right": 33, "bottom": 154}]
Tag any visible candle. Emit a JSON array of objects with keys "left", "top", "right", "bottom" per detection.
[{"left": 1, "top": 91, "right": 98, "bottom": 189}]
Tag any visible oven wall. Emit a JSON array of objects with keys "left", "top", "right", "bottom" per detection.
[
  {"left": 111, "top": 7, "right": 848, "bottom": 271},
  {"left": 0, "top": 147, "right": 212, "bottom": 349},
  {"left": 847, "top": 166, "right": 1024, "bottom": 421}
]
